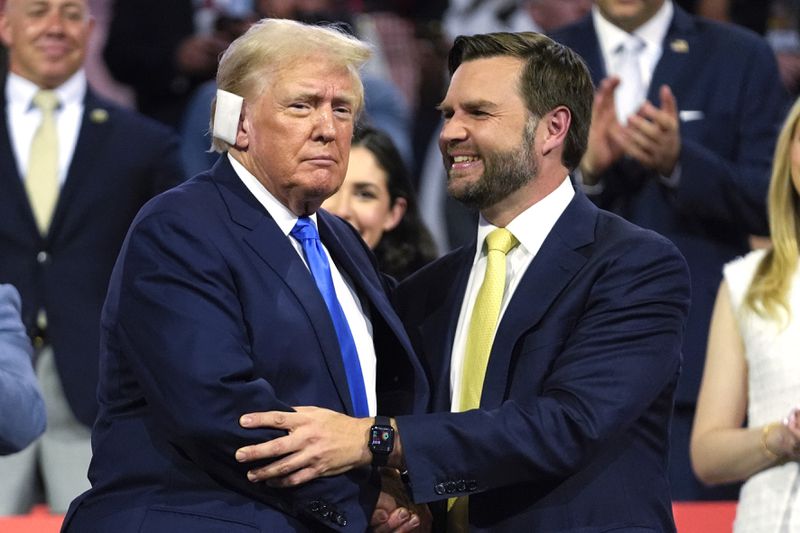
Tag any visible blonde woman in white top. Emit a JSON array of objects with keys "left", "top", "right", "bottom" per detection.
[{"left": 691, "top": 97, "right": 800, "bottom": 532}]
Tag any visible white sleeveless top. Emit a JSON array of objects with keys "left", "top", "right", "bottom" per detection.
[{"left": 725, "top": 250, "right": 800, "bottom": 533}]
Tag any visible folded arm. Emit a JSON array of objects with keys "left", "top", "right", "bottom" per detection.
[
  {"left": 234, "top": 235, "right": 691, "bottom": 504},
  {"left": 115, "top": 209, "right": 375, "bottom": 529}
]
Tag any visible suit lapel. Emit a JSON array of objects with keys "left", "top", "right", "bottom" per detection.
[
  {"left": 0, "top": 90, "right": 41, "bottom": 237},
  {"left": 48, "top": 91, "right": 113, "bottom": 242},
  {"left": 213, "top": 159, "right": 356, "bottom": 414},
  {"left": 480, "top": 192, "right": 597, "bottom": 408},
  {"left": 319, "top": 212, "right": 430, "bottom": 413},
  {"left": 648, "top": 6, "right": 697, "bottom": 103},
  {"left": 422, "top": 248, "right": 473, "bottom": 412},
  {"left": 318, "top": 212, "right": 414, "bottom": 359}
]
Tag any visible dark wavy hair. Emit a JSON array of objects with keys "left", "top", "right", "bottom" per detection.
[{"left": 352, "top": 125, "right": 438, "bottom": 280}]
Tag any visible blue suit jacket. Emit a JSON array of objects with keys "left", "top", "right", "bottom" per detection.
[
  {"left": 395, "top": 192, "right": 690, "bottom": 532},
  {"left": 0, "top": 86, "right": 183, "bottom": 427},
  {"left": 0, "top": 284, "right": 45, "bottom": 455},
  {"left": 62, "top": 157, "right": 429, "bottom": 532},
  {"left": 550, "top": 7, "right": 788, "bottom": 404}
]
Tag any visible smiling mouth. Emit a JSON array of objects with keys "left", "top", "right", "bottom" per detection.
[{"left": 449, "top": 155, "right": 482, "bottom": 170}]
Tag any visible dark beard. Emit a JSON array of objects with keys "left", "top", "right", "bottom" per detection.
[{"left": 447, "top": 120, "right": 538, "bottom": 210}]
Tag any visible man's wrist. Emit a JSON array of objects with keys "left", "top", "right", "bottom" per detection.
[
  {"left": 369, "top": 416, "right": 395, "bottom": 467},
  {"left": 387, "top": 418, "right": 404, "bottom": 470}
]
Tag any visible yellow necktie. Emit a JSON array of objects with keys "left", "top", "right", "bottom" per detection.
[
  {"left": 25, "top": 90, "right": 60, "bottom": 235},
  {"left": 448, "top": 227, "right": 519, "bottom": 533}
]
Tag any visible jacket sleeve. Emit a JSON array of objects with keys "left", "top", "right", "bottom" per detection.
[{"left": 113, "top": 209, "right": 377, "bottom": 531}]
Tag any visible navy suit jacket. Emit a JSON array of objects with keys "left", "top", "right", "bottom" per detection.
[
  {"left": 550, "top": 7, "right": 788, "bottom": 404},
  {"left": 395, "top": 192, "right": 690, "bottom": 532},
  {"left": 0, "top": 86, "right": 183, "bottom": 426},
  {"left": 62, "top": 157, "right": 429, "bottom": 532}
]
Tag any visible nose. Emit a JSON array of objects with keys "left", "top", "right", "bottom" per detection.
[
  {"left": 313, "top": 108, "right": 336, "bottom": 143},
  {"left": 43, "top": 9, "right": 67, "bottom": 34},
  {"left": 439, "top": 115, "right": 468, "bottom": 147}
]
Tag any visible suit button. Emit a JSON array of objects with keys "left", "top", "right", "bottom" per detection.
[
  {"left": 445, "top": 481, "right": 456, "bottom": 494},
  {"left": 334, "top": 512, "right": 347, "bottom": 526},
  {"left": 309, "top": 500, "right": 321, "bottom": 512},
  {"left": 457, "top": 480, "right": 467, "bottom": 492},
  {"left": 467, "top": 480, "right": 478, "bottom": 491},
  {"left": 36, "top": 251, "right": 49, "bottom": 264},
  {"left": 434, "top": 483, "right": 446, "bottom": 495}
]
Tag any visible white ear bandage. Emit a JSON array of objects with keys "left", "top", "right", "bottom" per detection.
[{"left": 213, "top": 89, "right": 244, "bottom": 145}]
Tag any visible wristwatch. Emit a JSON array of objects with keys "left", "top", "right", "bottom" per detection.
[{"left": 368, "top": 416, "right": 395, "bottom": 466}]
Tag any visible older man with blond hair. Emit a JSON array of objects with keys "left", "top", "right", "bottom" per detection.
[{"left": 62, "top": 18, "right": 427, "bottom": 533}]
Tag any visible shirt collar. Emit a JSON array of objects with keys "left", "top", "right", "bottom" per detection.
[
  {"left": 593, "top": 0, "right": 673, "bottom": 57},
  {"left": 227, "top": 153, "right": 317, "bottom": 236},
  {"left": 473, "top": 175, "right": 575, "bottom": 263},
  {"left": 6, "top": 70, "right": 87, "bottom": 111}
]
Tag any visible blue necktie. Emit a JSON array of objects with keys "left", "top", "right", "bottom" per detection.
[{"left": 291, "top": 217, "right": 369, "bottom": 417}]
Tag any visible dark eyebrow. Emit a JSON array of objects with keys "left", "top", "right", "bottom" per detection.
[
  {"left": 436, "top": 99, "right": 498, "bottom": 113},
  {"left": 462, "top": 99, "right": 498, "bottom": 112}
]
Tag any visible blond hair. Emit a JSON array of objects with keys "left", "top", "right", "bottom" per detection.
[
  {"left": 210, "top": 18, "right": 371, "bottom": 152},
  {"left": 744, "top": 98, "right": 800, "bottom": 325}
]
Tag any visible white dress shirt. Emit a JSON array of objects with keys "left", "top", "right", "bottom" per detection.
[
  {"left": 449, "top": 176, "right": 575, "bottom": 410},
  {"left": 593, "top": 0, "right": 673, "bottom": 102},
  {"left": 6, "top": 70, "right": 86, "bottom": 186},
  {"left": 229, "top": 154, "right": 378, "bottom": 416},
  {"left": 584, "top": 1, "right": 681, "bottom": 188}
]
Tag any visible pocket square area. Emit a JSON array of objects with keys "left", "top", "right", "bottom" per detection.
[{"left": 679, "top": 110, "right": 704, "bottom": 121}]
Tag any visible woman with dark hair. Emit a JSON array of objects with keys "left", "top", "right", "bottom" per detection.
[{"left": 324, "top": 125, "right": 438, "bottom": 280}]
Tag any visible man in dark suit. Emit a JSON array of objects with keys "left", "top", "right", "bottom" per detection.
[
  {"left": 549, "top": 0, "right": 788, "bottom": 500},
  {"left": 0, "top": 0, "right": 183, "bottom": 514},
  {"left": 236, "top": 32, "right": 691, "bottom": 532},
  {"left": 62, "top": 18, "right": 428, "bottom": 532}
]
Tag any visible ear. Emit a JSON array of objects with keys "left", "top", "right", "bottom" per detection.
[
  {"left": 87, "top": 15, "right": 96, "bottom": 38},
  {"left": 0, "top": 13, "right": 12, "bottom": 47},
  {"left": 382, "top": 197, "right": 407, "bottom": 232},
  {"left": 233, "top": 103, "right": 249, "bottom": 149},
  {"left": 541, "top": 106, "right": 571, "bottom": 157}
]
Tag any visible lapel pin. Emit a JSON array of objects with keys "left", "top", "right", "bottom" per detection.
[
  {"left": 90, "top": 108, "right": 109, "bottom": 123},
  {"left": 670, "top": 39, "right": 689, "bottom": 53}
]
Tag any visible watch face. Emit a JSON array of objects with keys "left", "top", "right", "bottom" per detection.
[{"left": 370, "top": 426, "right": 393, "bottom": 453}]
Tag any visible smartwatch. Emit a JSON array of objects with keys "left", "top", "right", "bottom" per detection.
[{"left": 368, "top": 416, "right": 395, "bottom": 466}]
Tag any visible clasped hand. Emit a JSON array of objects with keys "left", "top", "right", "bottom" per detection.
[
  {"left": 770, "top": 406, "right": 800, "bottom": 460},
  {"left": 235, "top": 406, "right": 429, "bottom": 532},
  {"left": 582, "top": 77, "right": 681, "bottom": 180}
]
